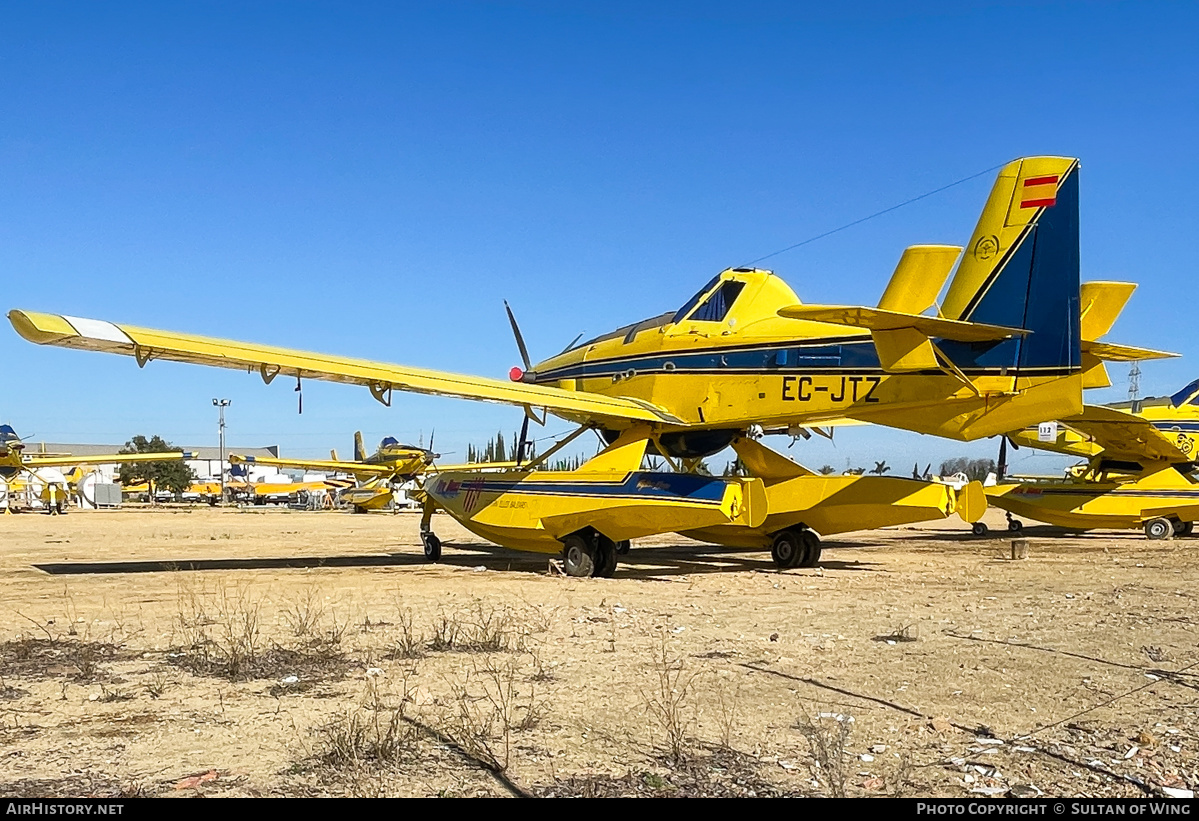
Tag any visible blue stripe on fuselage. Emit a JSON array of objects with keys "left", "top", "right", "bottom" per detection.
[
  {"left": 533, "top": 337, "right": 1067, "bottom": 383},
  {"left": 431, "top": 471, "right": 729, "bottom": 504}
]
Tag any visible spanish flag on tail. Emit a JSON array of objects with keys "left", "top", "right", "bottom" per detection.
[{"left": 1020, "top": 174, "right": 1060, "bottom": 209}]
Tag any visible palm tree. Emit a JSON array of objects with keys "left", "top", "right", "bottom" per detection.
[{"left": 870, "top": 460, "right": 891, "bottom": 475}]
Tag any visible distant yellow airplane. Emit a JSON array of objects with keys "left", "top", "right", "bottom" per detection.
[
  {"left": 0, "top": 425, "right": 194, "bottom": 513},
  {"left": 10, "top": 157, "right": 1128, "bottom": 573},
  {"left": 229, "top": 431, "right": 508, "bottom": 513},
  {"left": 986, "top": 376, "right": 1199, "bottom": 539}
]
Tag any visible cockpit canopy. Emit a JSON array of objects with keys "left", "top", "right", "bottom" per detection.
[{"left": 671, "top": 272, "right": 750, "bottom": 323}]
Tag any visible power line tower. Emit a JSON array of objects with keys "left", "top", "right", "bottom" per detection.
[{"left": 1128, "top": 361, "right": 1142, "bottom": 413}]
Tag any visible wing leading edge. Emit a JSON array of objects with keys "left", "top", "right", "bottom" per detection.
[{"left": 8, "top": 310, "right": 684, "bottom": 427}]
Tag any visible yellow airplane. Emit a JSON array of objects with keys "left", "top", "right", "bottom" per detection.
[
  {"left": 231, "top": 431, "right": 437, "bottom": 484},
  {"left": 9, "top": 157, "right": 1098, "bottom": 459},
  {"left": 0, "top": 425, "right": 194, "bottom": 512},
  {"left": 230, "top": 431, "right": 498, "bottom": 512},
  {"left": 987, "top": 379, "right": 1199, "bottom": 539},
  {"left": 9, "top": 156, "right": 1125, "bottom": 572},
  {"left": 675, "top": 436, "right": 987, "bottom": 566}
]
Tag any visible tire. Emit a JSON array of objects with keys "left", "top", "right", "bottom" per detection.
[
  {"left": 972, "top": 522, "right": 989, "bottom": 537},
  {"left": 594, "top": 536, "right": 618, "bottom": 578},
  {"left": 1144, "top": 518, "right": 1173, "bottom": 540},
  {"left": 771, "top": 530, "right": 804, "bottom": 569},
  {"left": 1173, "top": 520, "right": 1193, "bottom": 537},
  {"left": 422, "top": 532, "right": 442, "bottom": 561},
  {"left": 614, "top": 539, "right": 631, "bottom": 555},
  {"left": 798, "top": 529, "right": 822, "bottom": 567},
  {"left": 1007, "top": 519, "right": 1023, "bottom": 533},
  {"left": 562, "top": 533, "right": 598, "bottom": 577}
]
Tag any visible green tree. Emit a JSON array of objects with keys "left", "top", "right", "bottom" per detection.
[
  {"left": 117, "top": 435, "right": 196, "bottom": 500},
  {"left": 938, "top": 457, "right": 997, "bottom": 482},
  {"left": 819, "top": 464, "right": 836, "bottom": 475},
  {"left": 869, "top": 460, "right": 891, "bottom": 475}
]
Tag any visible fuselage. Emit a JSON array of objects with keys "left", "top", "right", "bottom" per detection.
[{"left": 525, "top": 268, "right": 1081, "bottom": 443}]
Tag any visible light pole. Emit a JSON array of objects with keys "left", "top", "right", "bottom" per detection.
[{"left": 213, "top": 399, "right": 230, "bottom": 502}]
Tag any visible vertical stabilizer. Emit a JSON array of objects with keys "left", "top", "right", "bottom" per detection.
[
  {"left": 353, "top": 431, "right": 367, "bottom": 462},
  {"left": 941, "top": 156, "right": 1081, "bottom": 372}
]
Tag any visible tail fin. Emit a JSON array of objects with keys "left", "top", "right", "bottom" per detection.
[
  {"left": 353, "top": 431, "right": 366, "bottom": 462},
  {"left": 940, "top": 156, "right": 1081, "bottom": 372}
]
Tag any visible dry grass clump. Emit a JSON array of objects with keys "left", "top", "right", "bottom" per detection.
[
  {"left": 0, "top": 638, "right": 118, "bottom": 683},
  {"left": 640, "top": 637, "right": 701, "bottom": 765},
  {"left": 794, "top": 707, "right": 853, "bottom": 798},
  {"left": 167, "top": 581, "right": 350, "bottom": 682}
]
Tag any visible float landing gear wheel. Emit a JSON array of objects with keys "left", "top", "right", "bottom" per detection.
[
  {"left": 798, "top": 529, "right": 822, "bottom": 567},
  {"left": 770, "top": 529, "right": 804, "bottom": 569},
  {"left": 614, "top": 539, "right": 631, "bottom": 555},
  {"left": 1173, "top": 520, "right": 1193, "bottom": 537},
  {"left": 421, "top": 532, "right": 442, "bottom": 561},
  {"left": 972, "top": 522, "right": 989, "bottom": 537},
  {"left": 594, "top": 536, "right": 618, "bottom": 578},
  {"left": 1145, "top": 517, "right": 1173, "bottom": 540},
  {"left": 562, "top": 533, "right": 598, "bottom": 577}
]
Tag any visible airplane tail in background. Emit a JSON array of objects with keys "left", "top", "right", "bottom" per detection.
[
  {"left": 354, "top": 431, "right": 367, "bottom": 462},
  {"left": 940, "top": 156, "right": 1081, "bottom": 373}
]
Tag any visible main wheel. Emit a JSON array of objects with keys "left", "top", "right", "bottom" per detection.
[
  {"left": 798, "top": 529, "right": 822, "bottom": 568},
  {"left": 1173, "top": 520, "right": 1193, "bottom": 537},
  {"left": 771, "top": 530, "right": 804, "bottom": 569},
  {"left": 421, "top": 532, "right": 442, "bottom": 561},
  {"left": 594, "top": 536, "right": 618, "bottom": 578},
  {"left": 562, "top": 533, "right": 598, "bottom": 577},
  {"left": 1007, "top": 518, "right": 1024, "bottom": 533},
  {"left": 614, "top": 539, "right": 631, "bottom": 555},
  {"left": 1144, "top": 518, "right": 1173, "bottom": 540},
  {"left": 972, "top": 522, "right": 989, "bottom": 537}
]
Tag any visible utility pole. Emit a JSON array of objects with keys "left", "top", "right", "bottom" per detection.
[{"left": 213, "top": 399, "right": 230, "bottom": 502}]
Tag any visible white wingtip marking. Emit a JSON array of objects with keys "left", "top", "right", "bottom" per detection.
[{"left": 62, "top": 316, "right": 134, "bottom": 345}]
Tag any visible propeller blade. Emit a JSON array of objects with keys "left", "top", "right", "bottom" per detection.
[
  {"left": 503, "top": 300, "right": 532, "bottom": 372},
  {"left": 997, "top": 436, "right": 1008, "bottom": 480}
]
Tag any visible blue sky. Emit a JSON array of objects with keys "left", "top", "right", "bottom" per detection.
[{"left": 2, "top": 0, "right": 1196, "bottom": 474}]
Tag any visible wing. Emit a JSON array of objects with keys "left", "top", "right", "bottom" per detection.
[
  {"left": 19, "top": 451, "right": 194, "bottom": 469},
  {"left": 231, "top": 454, "right": 396, "bottom": 477},
  {"left": 9, "top": 311, "right": 686, "bottom": 427},
  {"left": 230, "top": 453, "right": 424, "bottom": 479},
  {"left": 1014, "top": 405, "right": 1194, "bottom": 465}
]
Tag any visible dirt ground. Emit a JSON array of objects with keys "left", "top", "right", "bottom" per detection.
[{"left": 0, "top": 504, "right": 1195, "bottom": 798}]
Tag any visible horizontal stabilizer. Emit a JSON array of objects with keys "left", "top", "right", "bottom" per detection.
[
  {"left": 778, "top": 304, "right": 1027, "bottom": 343},
  {"left": 1081, "top": 340, "right": 1177, "bottom": 362}
]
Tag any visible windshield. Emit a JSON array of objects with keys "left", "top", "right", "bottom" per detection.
[
  {"left": 690, "top": 280, "right": 745, "bottom": 322},
  {"left": 671, "top": 275, "right": 721, "bottom": 323},
  {"left": 1170, "top": 379, "right": 1199, "bottom": 407}
]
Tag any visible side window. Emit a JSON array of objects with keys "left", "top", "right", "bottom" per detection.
[{"left": 690, "top": 281, "right": 746, "bottom": 322}]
